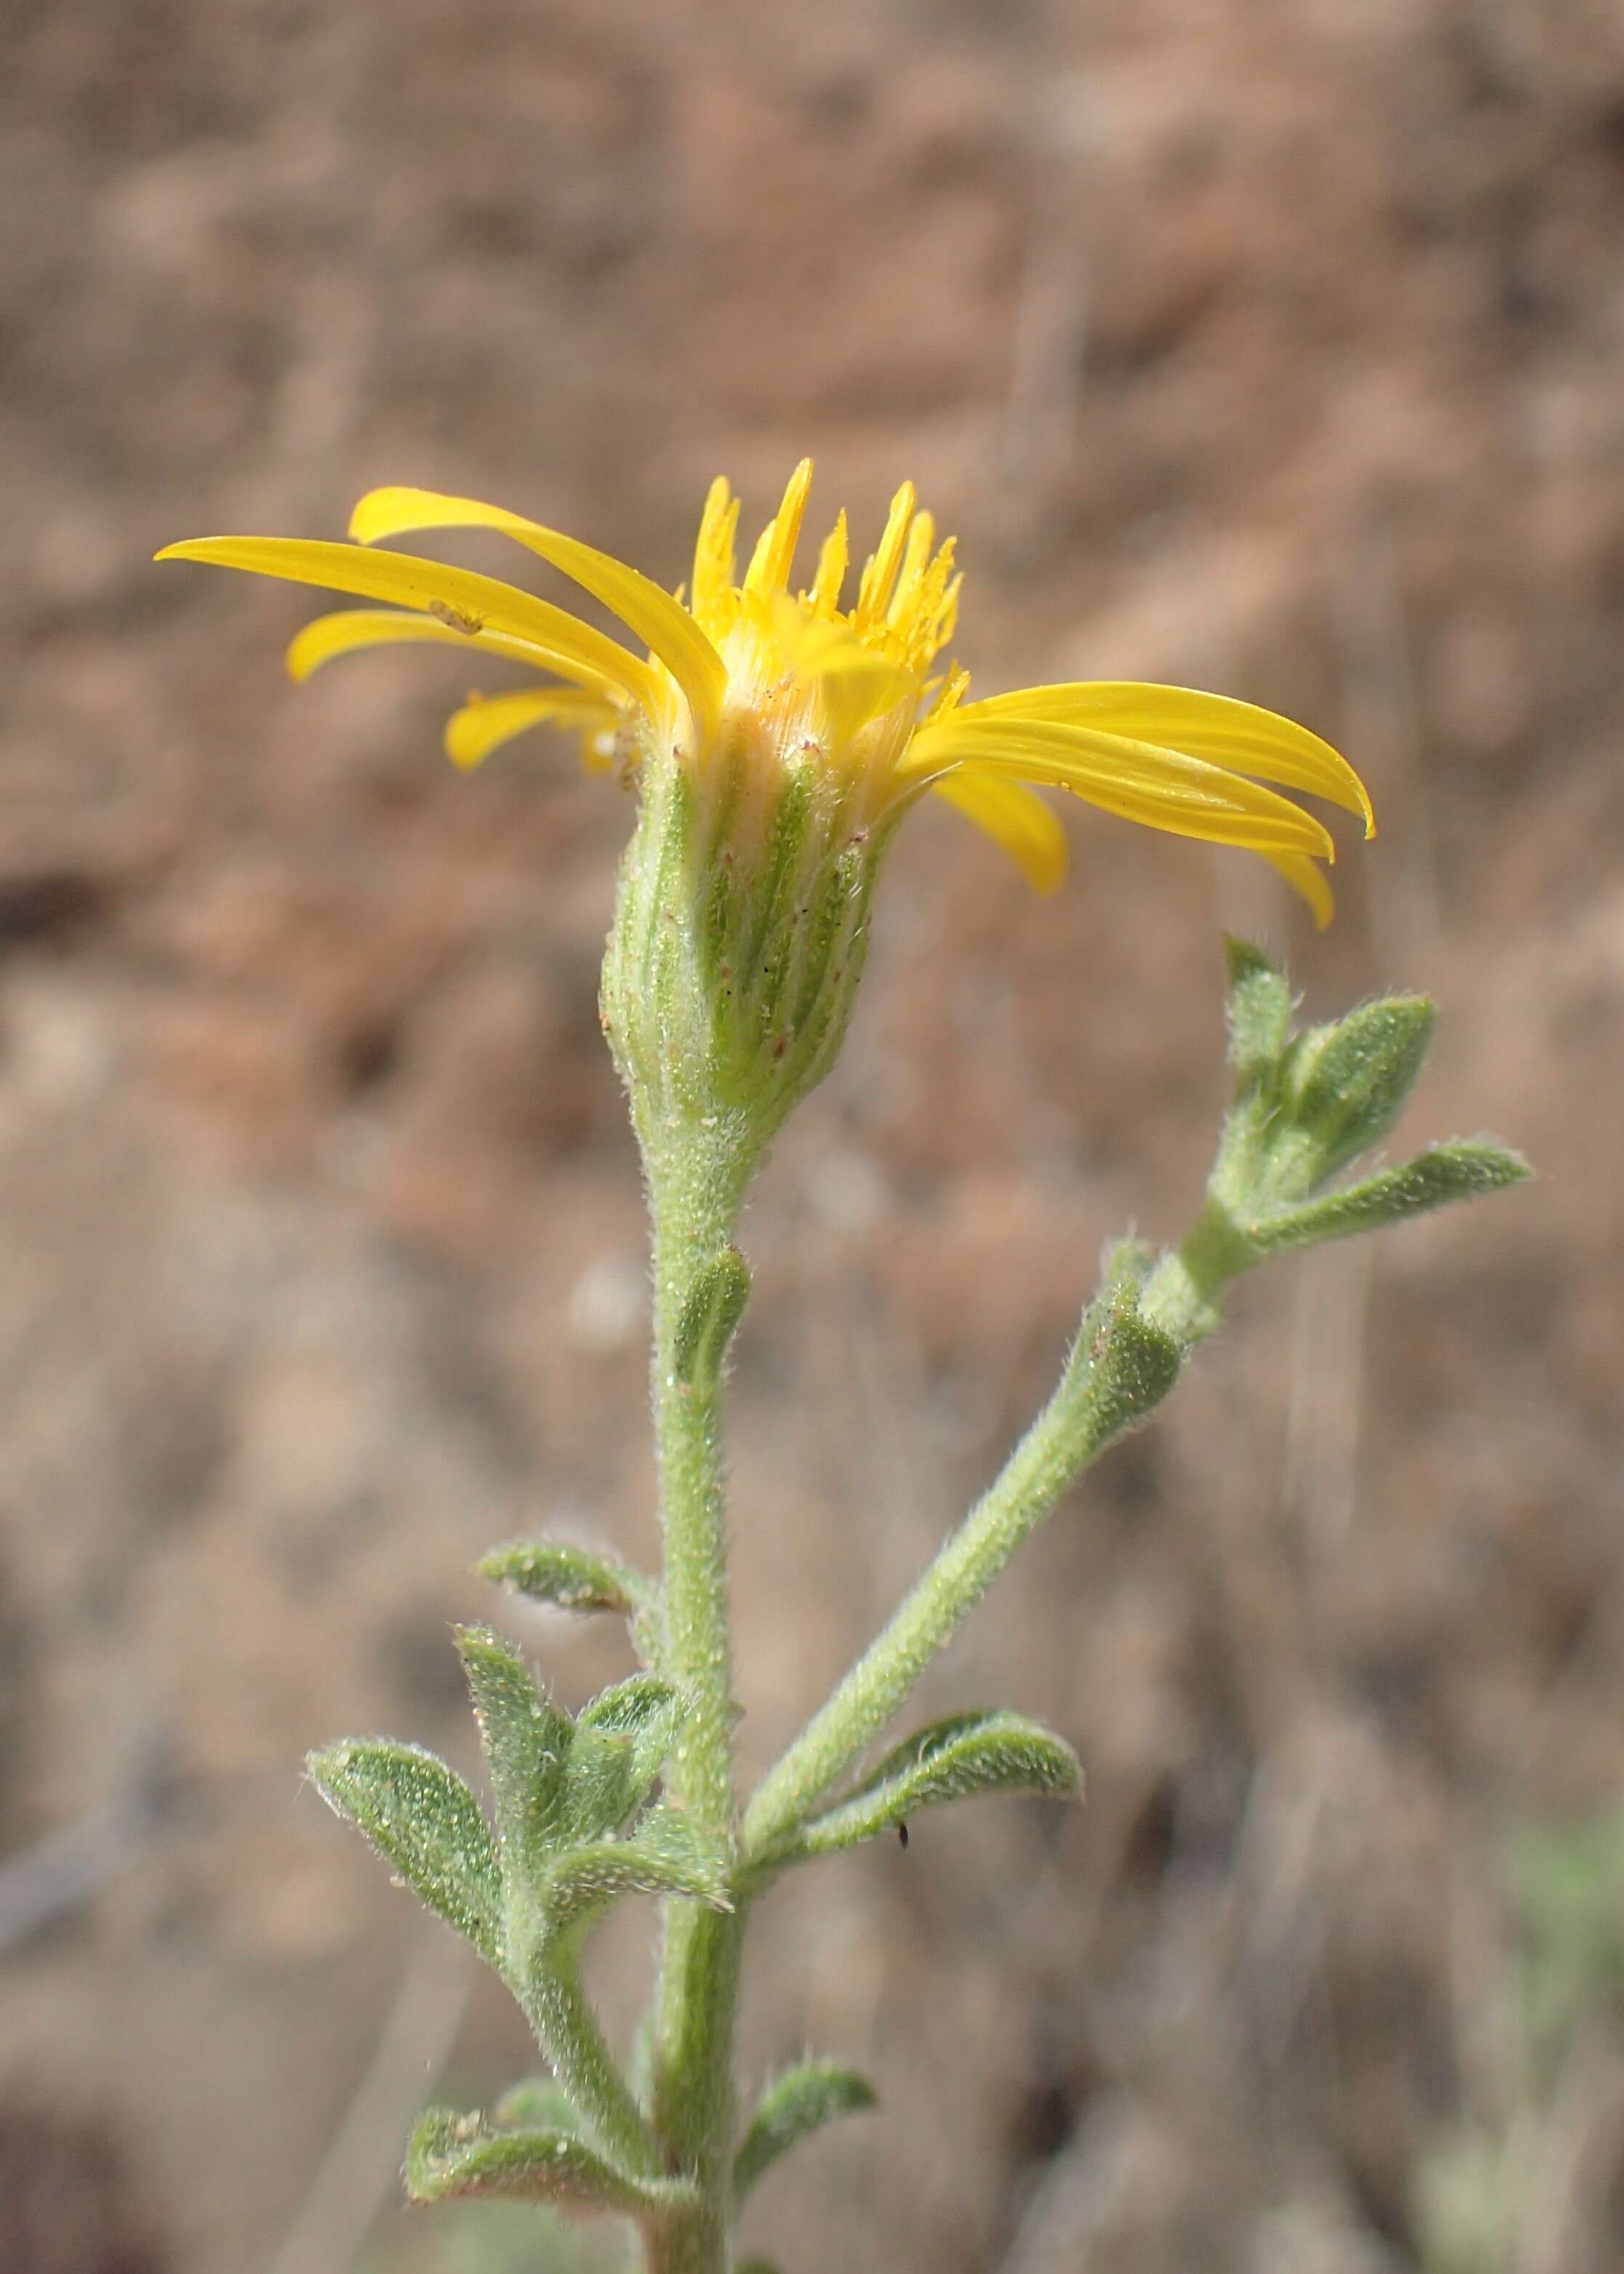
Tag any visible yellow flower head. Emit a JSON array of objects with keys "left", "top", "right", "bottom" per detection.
[{"left": 158, "top": 461, "right": 1371, "bottom": 923}]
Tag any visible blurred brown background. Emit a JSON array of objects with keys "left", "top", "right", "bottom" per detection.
[{"left": 3, "top": 3, "right": 1623, "bottom": 2270}]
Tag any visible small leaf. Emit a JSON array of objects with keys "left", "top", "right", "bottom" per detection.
[
  {"left": 1244, "top": 1140, "right": 1530, "bottom": 1257},
  {"left": 308, "top": 1739, "right": 502, "bottom": 1963},
  {"left": 673, "top": 1246, "right": 751, "bottom": 1388},
  {"left": 1067, "top": 1253, "right": 1183, "bottom": 1433},
  {"left": 560, "top": 1677, "right": 681, "bottom": 1845},
  {"left": 542, "top": 1811, "right": 732, "bottom": 1946},
  {"left": 456, "top": 1625, "right": 573, "bottom": 1881},
  {"left": 578, "top": 1670, "right": 678, "bottom": 1739},
  {"left": 771, "top": 1710, "right": 1080, "bottom": 1865},
  {"left": 1224, "top": 936, "right": 1292, "bottom": 1076},
  {"left": 1281, "top": 995, "right": 1436, "bottom": 1185},
  {"left": 734, "top": 2060, "right": 877, "bottom": 2202},
  {"left": 559, "top": 1727, "right": 641, "bottom": 1849},
  {"left": 493, "top": 2075, "right": 583, "bottom": 2133},
  {"left": 478, "top": 1537, "right": 654, "bottom": 1622},
  {"left": 407, "top": 2107, "right": 695, "bottom": 2217},
  {"left": 736, "top": 2261, "right": 784, "bottom": 2274},
  {"left": 1088, "top": 1303, "right": 1183, "bottom": 1437},
  {"left": 578, "top": 1674, "right": 679, "bottom": 1822}
]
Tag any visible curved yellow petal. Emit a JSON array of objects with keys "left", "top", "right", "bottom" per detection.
[
  {"left": 348, "top": 488, "right": 726, "bottom": 742},
  {"left": 157, "top": 537, "right": 660, "bottom": 713},
  {"left": 444, "top": 686, "right": 620, "bottom": 772},
  {"left": 775, "top": 605, "right": 920, "bottom": 740},
  {"left": 691, "top": 476, "right": 739, "bottom": 636},
  {"left": 956, "top": 683, "right": 1373, "bottom": 837},
  {"left": 885, "top": 511, "right": 935, "bottom": 628},
  {"left": 855, "top": 482, "right": 917, "bottom": 633},
  {"left": 1262, "top": 851, "right": 1336, "bottom": 929},
  {"left": 928, "top": 767, "right": 1068, "bottom": 894},
  {"left": 807, "top": 511, "right": 848, "bottom": 617},
  {"left": 905, "top": 718, "right": 1337, "bottom": 858},
  {"left": 286, "top": 606, "right": 620, "bottom": 691},
  {"left": 742, "top": 459, "right": 813, "bottom": 598}
]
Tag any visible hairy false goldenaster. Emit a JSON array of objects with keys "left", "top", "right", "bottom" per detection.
[{"left": 158, "top": 461, "right": 1371, "bottom": 922}]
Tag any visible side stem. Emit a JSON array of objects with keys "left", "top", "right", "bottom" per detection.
[
  {"left": 743, "top": 1230, "right": 1228, "bottom": 1859},
  {"left": 522, "top": 1959, "right": 663, "bottom": 2179}
]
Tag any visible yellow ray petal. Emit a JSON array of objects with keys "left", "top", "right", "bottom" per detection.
[
  {"left": 348, "top": 488, "right": 726, "bottom": 742},
  {"left": 158, "top": 537, "right": 660, "bottom": 713},
  {"left": 444, "top": 686, "right": 620, "bottom": 772},
  {"left": 777, "top": 606, "right": 920, "bottom": 740},
  {"left": 927, "top": 766, "right": 1068, "bottom": 894},
  {"left": 807, "top": 511, "right": 848, "bottom": 617},
  {"left": 905, "top": 718, "right": 1337, "bottom": 857},
  {"left": 691, "top": 476, "right": 739, "bottom": 635},
  {"left": 742, "top": 459, "right": 813, "bottom": 598},
  {"left": 956, "top": 683, "right": 1372, "bottom": 836},
  {"left": 855, "top": 482, "right": 916, "bottom": 632},
  {"left": 286, "top": 606, "right": 621, "bottom": 691},
  {"left": 885, "top": 511, "right": 935, "bottom": 628},
  {"left": 1262, "top": 851, "right": 1336, "bottom": 929}
]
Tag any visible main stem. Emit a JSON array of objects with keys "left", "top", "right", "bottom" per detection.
[{"left": 646, "top": 1140, "right": 748, "bottom": 2274}]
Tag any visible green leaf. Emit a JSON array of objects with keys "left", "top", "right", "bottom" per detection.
[
  {"left": 771, "top": 1710, "right": 1080, "bottom": 1864},
  {"left": 673, "top": 1245, "right": 751, "bottom": 1388},
  {"left": 407, "top": 2108, "right": 695, "bottom": 2218},
  {"left": 477, "top": 1537, "right": 654, "bottom": 1622},
  {"left": 559, "top": 1728, "right": 642, "bottom": 1849},
  {"left": 577, "top": 1670, "right": 678, "bottom": 1739},
  {"left": 1223, "top": 935, "right": 1292, "bottom": 1076},
  {"left": 1281, "top": 995, "right": 1436, "bottom": 1184},
  {"left": 1065, "top": 1250, "right": 1183, "bottom": 1434},
  {"left": 541, "top": 1810, "right": 732, "bottom": 1946},
  {"left": 493, "top": 2075, "right": 583, "bottom": 2133},
  {"left": 736, "top": 2261, "right": 784, "bottom": 2274},
  {"left": 734, "top": 2059, "right": 877, "bottom": 2202},
  {"left": 1244, "top": 1140, "right": 1531, "bottom": 1257},
  {"left": 567, "top": 1674, "right": 680, "bottom": 1840},
  {"left": 307, "top": 1739, "right": 502, "bottom": 1963},
  {"left": 456, "top": 1625, "right": 574, "bottom": 1881}
]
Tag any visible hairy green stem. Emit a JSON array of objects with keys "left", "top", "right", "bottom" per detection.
[
  {"left": 743, "top": 1228, "right": 1233, "bottom": 1860},
  {"left": 523, "top": 1958, "right": 663, "bottom": 2179},
  {"left": 644, "top": 1140, "right": 750, "bottom": 2274}
]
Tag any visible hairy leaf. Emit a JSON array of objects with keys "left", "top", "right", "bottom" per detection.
[
  {"left": 308, "top": 1739, "right": 502, "bottom": 1963},
  {"left": 573, "top": 1673, "right": 679, "bottom": 1832},
  {"left": 478, "top": 1537, "right": 653, "bottom": 1622},
  {"left": 456, "top": 1625, "right": 573, "bottom": 1881},
  {"left": 493, "top": 2075, "right": 583, "bottom": 2134},
  {"left": 672, "top": 1245, "right": 751, "bottom": 1388},
  {"left": 1281, "top": 995, "right": 1436, "bottom": 1185},
  {"left": 542, "top": 1810, "right": 732, "bottom": 1946},
  {"left": 407, "top": 2108, "right": 695, "bottom": 2217},
  {"left": 734, "top": 2059, "right": 877, "bottom": 2201},
  {"left": 1245, "top": 1140, "right": 1530, "bottom": 1256},
  {"left": 772, "top": 1710, "right": 1080, "bottom": 1864},
  {"left": 1223, "top": 934, "right": 1292, "bottom": 1076}
]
